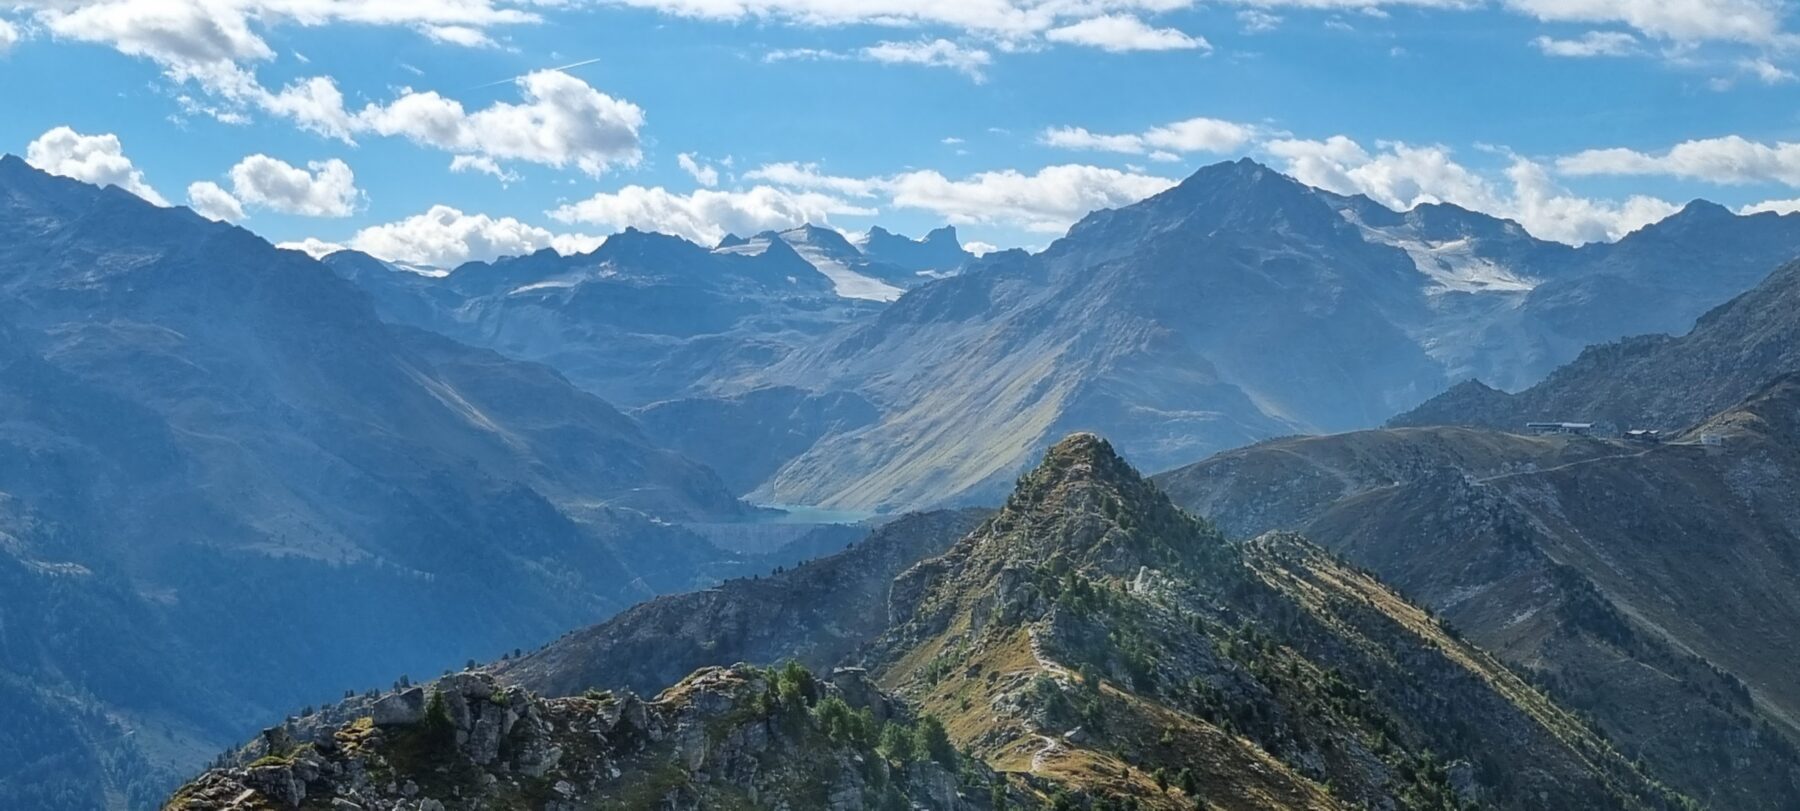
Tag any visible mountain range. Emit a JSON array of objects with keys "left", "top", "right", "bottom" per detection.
[
  {"left": 744, "top": 160, "right": 1800, "bottom": 511},
  {"left": 8, "top": 146, "right": 1800, "bottom": 809},
  {"left": 0, "top": 156, "right": 788, "bottom": 809},
  {"left": 171, "top": 434, "right": 1704, "bottom": 809},
  {"left": 1392, "top": 257, "right": 1800, "bottom": 434}
]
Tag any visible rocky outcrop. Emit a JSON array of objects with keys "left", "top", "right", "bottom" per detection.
[{"left": 167, "top": 666, "right": 1022, "bottom": 811}]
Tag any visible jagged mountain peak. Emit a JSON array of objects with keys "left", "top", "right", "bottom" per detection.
[{"left": 963, "top": 432, "right": 1226, "bottom": 579}]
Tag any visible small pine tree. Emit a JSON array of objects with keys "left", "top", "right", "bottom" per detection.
[
  {"left": 421, "top": 690, "right": 456, "bottom": 751},
  {"left": 914, "top": 715, "right": 955, "bottom": 767},
  {"left": 879, "top": 722, "right": 917, "bottom": 764}
]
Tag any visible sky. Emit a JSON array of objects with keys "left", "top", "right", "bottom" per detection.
[{"left": 3, "top": 0, "right": 1800, "bottom": 267}]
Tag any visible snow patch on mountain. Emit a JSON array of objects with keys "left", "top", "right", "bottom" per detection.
[
  {"left": 786, "top": 243, "right": 905, "bottom": 302},
  {"left": 1342, "top": 211, "right": 1540, "bottom": 295}
]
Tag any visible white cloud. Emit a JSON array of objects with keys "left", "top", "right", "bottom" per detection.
[
  {"left": 548, "top": 185, "right": 876, "bottom": 246},
  {"left": 1215, "top": 0, "right": 1787, "bottom": 44},
  {"left": 24, "top": 126, "right": 169, "bottom": 205},
  {"left": 743, "top": 162, "right": 883, "bottom": 197},
  {"left": 1045, "top": 14, "right": 1208, "bottom": 52},
  {"left": 592, "top": 0, "right": 1202, "bottom": 40},
  {"left": 1237, "top": 9, "right": 1282, "bottom": 32},
  {"left": 1042, "top": 116, "right": 1258, "bottom": 156},
  {"left": 277, "top": 236, "right": 347, "bottom": 259},
  {"left": 419, "top": 24, "right": 495, "bottom": 48},
  {"left": 449, "top": 154, "right": 520, "bottom": 183},
  {"left": 678, "top": 152, "right": 720, "bottom": 187},
  {"left": 22, "top": 3, "right": 641, "bottom": 176},
  {"left": 26, "top": 0, "right": 536, "bottom": 79},
  {"left": 1740, "top": 57, "right": 1797, "bottom": 83},
  {"left": 349, "top": 204, "right": 604, "bottom": 266},
  {"left": 0, "top": 17, "right": 21, "bottom": 51},
  {"left": 356, "top": 70, "right": 644, "bottom": 176},
  {"left": 186, "top": 180, "right": 245, "bottom": 221},
  {"left": 1266, "top": 135, "right": 1677, "bottom": 244},
  {"left": 1557, "top": 135, "right": 1800, "bottom": 186},
  {"left": 860, "top": 39, "right": 991, "bottom": 79},
  {"left": 1502, "top": 0, "right": 1787, "bottom": 44},
  {"left": 885, "top": 164, "right": 1177, "bottom": 233},
  {"left": 1502, "top": 158, "right": 1679, "bottom": 245},
  {"left": 1531, "top": 30, "right": 1639, "bottom": 57},
  {"left": 963, "top": 239, "right": 1001, "bottom": 256},
  {"left": 1741, "top": 198, "right": 1800, "bottom": 215},
  {"left": 225, "top": 154, "right": 361, "bottom": 217},
  {"left": 733, "top": 160, "right": 1174, "bottom": 234}
]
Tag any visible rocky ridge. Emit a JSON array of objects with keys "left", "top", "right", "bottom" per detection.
[
  {"left": 167, "top": 665, "right": 1021, "bottom": 810},
  {"left": 1158, "top": 378, "right": 1800, "bottom": 807}
]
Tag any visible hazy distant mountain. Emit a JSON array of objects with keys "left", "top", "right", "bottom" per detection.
[
  {"left": 0, "top": 156, "right": 751, "bottom": 809},
  {"left": 1158, "top": 378, "right": 1800, "bottom": 807},
  {"left": 325, "top": 222, "right": 968, "bottom": 411},
  {"left": 749, "top": 159, "right": 1800, "bottom": 511},
  {"left": 1393, "top": 258, "right": 1800, "bottom": 433},
  {"left": 860, "top": 224, "right": 972, "bottom": 276},
  {"left": 632, "top": 385, "right": 881, "bottom": 494}
]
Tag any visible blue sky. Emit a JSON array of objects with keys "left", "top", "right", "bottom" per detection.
[{"left": 3, "top": 0, "right": 1800, "bottom": 266}]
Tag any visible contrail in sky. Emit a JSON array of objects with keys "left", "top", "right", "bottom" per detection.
[{"left": 472, "top": 57, "right": 605, "bottom": 90}]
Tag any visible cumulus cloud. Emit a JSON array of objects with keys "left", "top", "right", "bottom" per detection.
[
  {"left": 678, "top": 152, "right": 720, "bottom": 187},
  {"left": 26, "top": 0, "right": 535, "bottom": 78},
  {"left": 1266, "top": 135, "right": 1678, "bottom": 244},
  {"left": 1531, "top": 30, "right": 1639, "bottom": 57},
  {"left": 227, "top": 154, "right": 361, "bottom": 217},
  {"left": 349, "top": 205, "right": 604, "bottom": 267},
  {"left": 549, "top": 185, "right": 877, "bottom": 246},
  {"left": 0, "top": 17, "right": 21, "bottom": 51},
  {"left": 356, "top": 70, "right": 644, "bottom": 176},
  {"left": 1044, "top": 14, "right": 1208, "bottom": 52},
  {"left": 186, "top": 180, "right": 245, "bottom": 221},
  {"left": 1557, "top": 135, "right": 1800, "bottom": 186},
  {"left": 20, "top": 1, "right": 643, "bottom": 177},
  {"left": 1042, "top": 116, "right": 1258, "bottom": 157},
  {"left": 25, "top": 126, "right": 169, "bottom": 205}
]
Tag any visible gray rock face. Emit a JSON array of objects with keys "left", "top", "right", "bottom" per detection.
[{"left": 372, "top": 688, "right": 427, "bottom": 726}]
